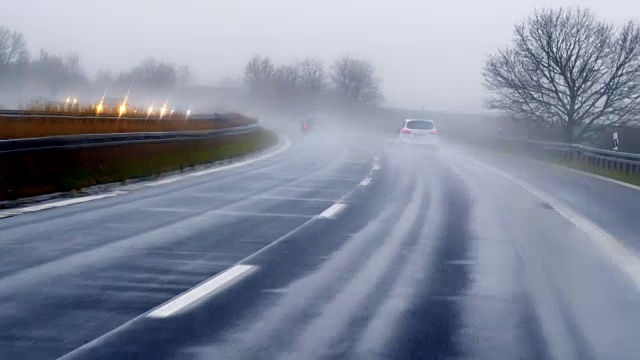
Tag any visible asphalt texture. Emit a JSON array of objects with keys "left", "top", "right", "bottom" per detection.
[{"left": 1, "top": 130, "right": 640, "bottom": 360}]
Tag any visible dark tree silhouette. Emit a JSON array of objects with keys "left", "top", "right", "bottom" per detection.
[
  {"left": 485, "top": 8, "right": 640, "bottom": 142},
  {"left": 330, "top": 56, "right": 382, "bottom": 105}
]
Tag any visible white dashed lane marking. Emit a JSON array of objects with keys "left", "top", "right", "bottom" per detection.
[
  {"left": 318, "top": 203, "right": 348, "bottom": 219},
  {"left": 147, "top": 264, "right": 257, "bottom": 318}
]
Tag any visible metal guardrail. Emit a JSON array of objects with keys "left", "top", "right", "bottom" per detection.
[
  {"left": 498, "top": 138, "right": 640, "bottom": 175},
  {"left": 0, "top": 123, "right": 258, "bottom": 154}
]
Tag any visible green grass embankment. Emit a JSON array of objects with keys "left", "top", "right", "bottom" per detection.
[
  {"left": 471, "top": 138, "right": 640, "bottom": 188},
  {"left": 0, "top": 128, "right": 278, "bottom": 201},
  {"left": 547, "top": 158, "right": 640, "bottom": 187}
]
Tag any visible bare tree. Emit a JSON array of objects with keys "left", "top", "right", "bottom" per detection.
[
  {"left": 0, "top": 26, "right": 28, "bottom": 72},
  {"left": 330, "top": 56, "right": 382, "bottom": 105},
  {"left": 29, "top": 50, "right": 68, "bottom": 96},
  {"left": 273, "top": 63, "right": 300, "bottom": 96},
  {"left": 298, "top": 58, "right": 325, "bottom": 95},
  {"left": 177, "top": 65, "right": 192, "bottom": 89},
  {"left": 484, "top": 8, "right": 640, "bottom": 142},
  {"left": 122, "top": 58, "right": 178, "bottom": 90},
  {"left": 62, "top": 53, "right": 87, "bottom": 83},
  {"left": 243, "top": 55, "right": 276, "bottom": 93},
  {"left": 96, "top": 69, "right": 116, "bottom": 87}
]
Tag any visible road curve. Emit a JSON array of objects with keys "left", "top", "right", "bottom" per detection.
[{"left": 0, "top": 131, "right": 639, "bottom": 360}]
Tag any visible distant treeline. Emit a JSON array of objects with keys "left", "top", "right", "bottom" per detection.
[
  {"left": 0, "top": 25, "right": 193, "bottom": 104},
  {"left": 0, "top": 24, "right": 386, "bottom": 114},
  {"left": 241, "top": 55, "right": 383, "bottom": 112}
]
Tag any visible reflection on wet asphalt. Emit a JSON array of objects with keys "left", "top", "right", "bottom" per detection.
[{"left": 1, "top": 134, "right": 640, "bottom": 360}]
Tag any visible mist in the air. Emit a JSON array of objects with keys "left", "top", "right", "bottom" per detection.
[{"left": 1, "top": 0, "right": 639, "bottom": 134}]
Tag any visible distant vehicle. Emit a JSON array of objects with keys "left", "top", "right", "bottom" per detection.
[
  {"left": 301, "top": 118, "right": 316, "bottom": 134},
  {"left": 398, "top": 119, "right": 439, "bottom": 145}
]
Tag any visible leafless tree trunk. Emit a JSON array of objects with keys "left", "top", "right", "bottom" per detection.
[
  {"left": 484, "top": 8, "right": 640, "bottom": 143},
  {"left": 63, "top": 53, "right": 86, "bottom": 82},
  {"left": 96, "top": 69, "right": 116, "bottom": 88},
  {"left": 298, "top": 58, "right": 325, "bottom": 95},
  {"left": 330, "top": 56, "right": 382, "bottom": 106},
  {"left": 0, "top": 26, "right": 28, "bottom": 73},
  {"left": 123, "top": 58, "right": 178, "bottom": 91},
  {"left": 243, "top": 55, "right": 276, "bottom": 94},
  {"left": 273, "top": 63, "right": 300, "bottom": 96},
  {"left": 177, "top": 65, "right": 192, "bottom": 89}
]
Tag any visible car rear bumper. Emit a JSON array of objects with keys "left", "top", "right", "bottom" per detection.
[{"left": 398, "top": 135, "right": 439, "bottom": 145}]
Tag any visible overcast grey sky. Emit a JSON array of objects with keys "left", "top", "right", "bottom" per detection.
[{"left": 2, "top": 0, "right": 639, "bottom": 112}]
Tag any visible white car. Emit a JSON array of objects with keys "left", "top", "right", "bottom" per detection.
[{"left": 398, "top": 119, "right": 439, "bottom": 145}]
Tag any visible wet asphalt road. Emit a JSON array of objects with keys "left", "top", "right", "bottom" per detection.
[{"left": 1, "top": 131, "right": 640, "bottom": 360}]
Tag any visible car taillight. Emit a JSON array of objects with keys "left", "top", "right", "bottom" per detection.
[
  {"left": 430, "top": 129, "right": 439, "bottom": 135},
  {"left": 401, "top": 128, "right": 411, "bottom": 134}
]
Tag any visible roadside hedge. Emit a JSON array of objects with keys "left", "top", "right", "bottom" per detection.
[{"left": 0, "top": 128, "right": 277, "bottom": 201}]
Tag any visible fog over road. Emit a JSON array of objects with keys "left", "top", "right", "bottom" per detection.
[{"left": 1, "top": 127, "right": 640, "bottom": 360}]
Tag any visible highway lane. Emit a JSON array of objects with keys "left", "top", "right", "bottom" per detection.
[
  {"left": 2, "top": 133, "right": 640, "bottom": 359},
  {"left": 455, "top": 146, "right": 640, "bottom": 254},
  {"left": 0, "top": 134, "right": 377, "bottom": 359}
]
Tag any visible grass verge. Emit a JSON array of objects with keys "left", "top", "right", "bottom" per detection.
[
  {"left": 547, "top": 158, "right": 640, "bottom": 187},
  {"left": 479, "top": 139, "right": 640, "bottom": 188},
  {"left": 0, "top": 128, "right": 278, "bottom": 201}
]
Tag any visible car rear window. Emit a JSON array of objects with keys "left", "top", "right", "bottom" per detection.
[{"left": 406, "top": 121, "right": 434, "bottom": 130}]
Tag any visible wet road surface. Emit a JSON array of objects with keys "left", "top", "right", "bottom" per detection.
[{"left": 1, "top": 132, "right": 640, "bottom": 360}]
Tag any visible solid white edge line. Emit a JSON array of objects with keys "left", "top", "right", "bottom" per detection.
[
  {"left": 0, "top": 136, "right": 291, "bottom": 219},
  {"left": 530, "top": 158, "right": 640, "bottom": 192},
  {"left": 147, "top": 264, "right": 256, "bottom": 318},
  {"left": 145, "top": 178, "right": 180, "bottom": 187},
  {"left": 146, "top": 136, "right": 292, "bottom": 186},
  {"left": 359, "top": 178, "right": 372, "bottom": 186},
  {"left": 0, "top": 192, "right": 123, "bottom": 219},
  {"left": 318, "top": 203, "right": 348, "bottom": 219},
  {"left": 467, "top": 157, "right": 640, "bottom": 290},
  {"left": 485, "top": 146, "right": 640, "bottom": 192}
]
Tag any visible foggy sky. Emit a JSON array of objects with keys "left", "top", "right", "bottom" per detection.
[{"left": 2, "top": 0, "right": 639, "bottom": 112}]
